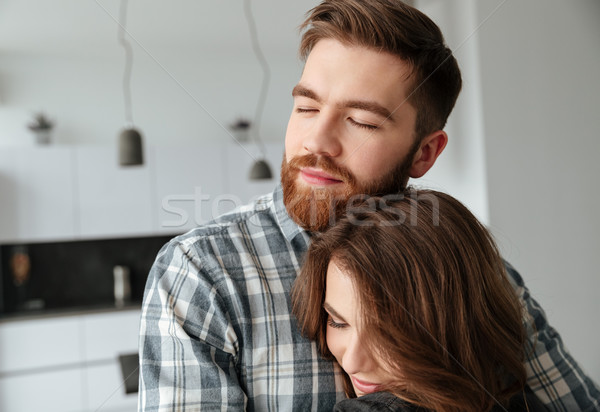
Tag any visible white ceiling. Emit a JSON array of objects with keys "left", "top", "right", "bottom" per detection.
[{"left": 0, "top": 0, "right": 320, "bottom": 57}]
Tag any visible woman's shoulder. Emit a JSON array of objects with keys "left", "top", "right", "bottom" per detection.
[
  {"left": 333, "top": 392, "right": 426, "bottom": 412},
  {"left": 334, "top": 390, "right": 549, "bottom": 412},
  {"left": 500, "top": 389, "right": 549, "bottom": 412}
]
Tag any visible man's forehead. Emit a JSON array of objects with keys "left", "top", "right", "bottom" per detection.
[
  {"left": 304, "top": 38, "right": 413, "bottom": 73},
  {"left": 300, "top": 39, "right": 413, "bottom": 94}
]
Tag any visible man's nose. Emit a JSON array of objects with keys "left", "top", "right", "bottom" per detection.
[
  {"left": 341, "top": 334, "right": 373, "bottom": 375},
  {"left": 302, "top": 112, "right": 342, "bottom": 157}
]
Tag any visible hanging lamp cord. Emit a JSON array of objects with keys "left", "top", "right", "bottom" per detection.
[
  {"left": 243, "top": 0, "right": 270, "bottom": 158},
  {"left": 118, "top": 0, "right": 134, "bottom": 126}
]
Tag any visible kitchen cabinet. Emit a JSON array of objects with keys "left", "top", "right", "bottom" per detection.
[
  {"left": 0, "top": 146, "right": 77, "bottom": 243},
  {"left": 0, "top": 315, "right": 84, "bottom": 412},
  {"left": 81, "top": 310, "right": 140, "bottom": 412},
  {"left": 0, "top": 148, "right": 19, "bottom": 241},
  {"left": 0, "top": 369, "right": 85, "bottom": 412},
  {"left": 0, "top": 309, "right": 140, "bottom": 412},
  {"left": 154, "top": 141, "right": 283, "bottom": 228},
  {"left": 86, "top": 362, "right": 137, "bottom": 412},
  {"left": 0, "top": 315, "right": 82, "bottom": 374},
  {"left": 153, "top": 142, "right": 228, "bottom": 234},
  {"left": 0, "top": 142, "right": 283, "bottom": 243},
  {"left": 75, "top": 146, "right": 155, "bottom": 239},
  {"left": 82, "top": 310, "right": 139, "bottom": 362}
]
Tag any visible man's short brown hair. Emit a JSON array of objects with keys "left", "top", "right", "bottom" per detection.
[{"left": 299, "top": 0, "right": 462, "bottom": 141}]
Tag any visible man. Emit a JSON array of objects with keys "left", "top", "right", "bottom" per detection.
[{"left": 138, "top": 1, "right": 600, "bottom": 410}]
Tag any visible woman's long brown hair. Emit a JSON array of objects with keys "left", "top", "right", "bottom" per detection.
[{"left": 291, "top": 189, "right": 527, "bottom": 412}]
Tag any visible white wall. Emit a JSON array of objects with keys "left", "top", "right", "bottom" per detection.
[
  {"left": 0, "top": 51, "right": 300, "bottom": 146},
  {"left": 0, "top": 1, "right": 318, "bottom": 147},
  {"left": 413, "top": 0, "right": 489, "bottom": 224},
  {"left": 477, "top": 0, "right": 600, "bottom": 382}
]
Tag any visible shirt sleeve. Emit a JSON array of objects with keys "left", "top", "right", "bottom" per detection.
[
  {"left": 138, "top": 240, "right": 246, "bottom": 411},
  {"left": 505, "top": 262, "right": 600, "bottom": 411}
]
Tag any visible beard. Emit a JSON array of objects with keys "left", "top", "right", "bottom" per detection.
[{"left": 281, "top": 142, "right": 420, "bottom": 232}]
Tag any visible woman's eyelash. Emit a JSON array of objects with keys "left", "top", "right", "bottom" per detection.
[
  {"left": 296, "top": 107, "right": 316, "bottom": 113},
  {"left": 327, "top": 316, "right": 347, "bottom": 329}
]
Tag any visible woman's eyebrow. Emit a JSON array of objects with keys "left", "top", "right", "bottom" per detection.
[{"left": 323, "top": 302, "right": 347, "bottom": 323}]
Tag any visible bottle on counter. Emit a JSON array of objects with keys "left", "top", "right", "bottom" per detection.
[{"left": 113, "top": 265, "right": 131, "bottom": 308}]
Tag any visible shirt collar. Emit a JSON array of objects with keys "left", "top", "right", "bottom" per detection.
[{"left": 272, "top": 183, "right": 310, "bottom": 243}]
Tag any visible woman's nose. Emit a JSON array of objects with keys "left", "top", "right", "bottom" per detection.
[
  {"left": 341, "top": 334, "right": 373, "bottom": 375},
  {"left": 302, "top": 113, "right": 342, "bottom": 157}
]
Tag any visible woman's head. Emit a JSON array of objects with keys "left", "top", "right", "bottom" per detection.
[
  {"left": 291, "top": 189, "right": 526, "bottom": 412},
  {"left": 323, "top": 257, "right": 399, "bottom": 397}
]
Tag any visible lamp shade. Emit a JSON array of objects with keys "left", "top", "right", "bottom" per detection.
[
  {"left": 119, "top": 128, "right": 144, "bottom": 166},
  {"left": 249, "top": 159, "right": 273, "bottom": 180}
]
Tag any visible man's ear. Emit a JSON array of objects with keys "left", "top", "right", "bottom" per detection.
[{"left": 409, "top": 130, "right": 448, "bottom": 178}]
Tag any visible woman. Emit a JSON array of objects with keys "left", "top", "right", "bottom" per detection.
[{"left": 291, "top": 189, "right": 546, "bottom": 411}]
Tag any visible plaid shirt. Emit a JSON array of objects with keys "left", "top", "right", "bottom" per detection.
[{"left": 139, "top": 185, "right": 600, "bottom": 411}]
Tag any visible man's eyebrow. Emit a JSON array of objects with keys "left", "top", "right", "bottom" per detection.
[
  {"left": 323, "top": 302, "right": 347, "bottom": 323},
  {"left": 292, "top": 84, "right": 321, "bottom": 103}
]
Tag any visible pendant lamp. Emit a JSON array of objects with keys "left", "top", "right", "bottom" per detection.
[
  {"left": 244, "top": 0, "right": 273, "bottom": 180},
  {"left": 117, "top": 0, "right": 144, "bottom": 166},
  {"left": 249, "top": 159, "right": 272, "bottom": 180},
  {"left": 119, "top": 128, "right": 143, "bottom": 165}
]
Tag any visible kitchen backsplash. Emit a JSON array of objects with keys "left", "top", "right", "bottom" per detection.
[{"left": 0, "top": 235, "right": 173, "bottom": 315}]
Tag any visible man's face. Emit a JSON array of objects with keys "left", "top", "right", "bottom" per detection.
[{"left": 282, "top": 39, "right": 420, "bottom": 231}]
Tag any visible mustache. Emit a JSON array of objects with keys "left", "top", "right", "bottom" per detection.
[{"left": 287, "top": 154, "right": 356, "bottom": 185}]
